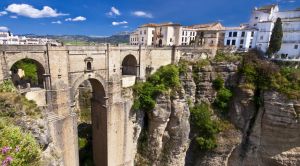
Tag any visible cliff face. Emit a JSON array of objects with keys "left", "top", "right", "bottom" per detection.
[
  {"left": 229, "top": 90, "right": 300, "bottom": 166},
  {"left": 133, "top": 60, "right": 300, "bottom": 166},
  {"left": 134, "top": 91, "right": 190, "bottom": 166}
]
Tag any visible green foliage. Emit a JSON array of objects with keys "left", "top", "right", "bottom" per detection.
[
  {"left": 212, "top": 76, "right": 224, "bottom": 91},
  {"left": 214, "top": 88, "right": 233, "bottom": 112},
  {"left": 178, "top": 60, "right": 189, "bottom": 75},
  {"left": 78, "top": 138, "right": 88, "bottom": 149},
  {"left": 0, "top": 80, "right": 16, "bottom": 93},
  {"left": 190, "top": 103, "right": 220, "bottom": 151},
  {"left": 133, "top": 65, "right": 180, "bottom": 111},
  {"left": 267, "top": 18, "right": 283, "bottom": 56},
  {"left": 214, "top": 51, "right": 242, "bottom": 62},
  {"left": 240, "top": 51, "right": 300, "bottom": 99},
  {"left": 11, "top": 59, "right": 39, "bottom": 85},
  {"left": 0, "top": 118, "right": 41, "bottom": 166}
]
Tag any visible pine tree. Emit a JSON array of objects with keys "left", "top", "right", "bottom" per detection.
[{"left": 267, "top": 18, "right": 283, "bottom": 57}]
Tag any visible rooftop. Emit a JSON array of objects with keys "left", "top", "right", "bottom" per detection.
[
  {"left": 140, "top": 22, "right": 181, "bottom": 28},
  {"left": 187, "top": 22, "right": 224, "bottom": 31}
]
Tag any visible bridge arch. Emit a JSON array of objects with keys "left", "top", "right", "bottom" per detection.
[
  {"left": 10, "top": 58, "right": 46, "bottom": 88},
  {"left": 121, "top": 54, "right": 138, "bottom": 76},
  {"left": 71, "top": 73, "right": 108, "bottom": 166}
]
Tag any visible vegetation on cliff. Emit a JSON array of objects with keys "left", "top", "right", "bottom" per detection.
[
  {"left": 11, "top": 59, "right": 39, "bottom": 85},
  {"left": 133, "top": 64, "right": 180, "bottom": 112},
  {"left": 240, "top": 51, "right": 300, "bottom": 99},
  {"left": 0, "top": 80, "right": 42, "bottom": 166}
]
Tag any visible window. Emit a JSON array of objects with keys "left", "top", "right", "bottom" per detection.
[
  {"left": 232, "top": 40, "right": 236, "bottom": 45},
  {"left": 295, "top": 45, "right": 299, "bottom": 49},
  {"left": 170, "top": 38, "right": 173, "bottom": 42},
  {"left": 233, "top": 32, "right": 237, "bottom": 37},
  {"left": 255, "top": 16, "right": 259, "bottom": 19},
  {"left": 152, "top": 30, "right": 155, "bottom": 34},
  {"left": 142, "top": 37, "right": 144, "bottom": 41},
  {"left": 229, "top": 32, "right": 232, "bottom": 37},
  {"left": 152, "top": 37, "right": 154, "bottom": 42},
  {"left": 182, "top": 31, "right": 185, "bottom": 36},
  {"left": 182, "top": 37, "right": 184, "bottom": 42},
  {"left": 251, "top": 31, "right": 254, "bottom": 37},
  {"left": 241, "top": 32, "right": 245, "bottom": 37},
  {"left": 190, "top": 32, "right": 192, "bottom": 36},
  {"left": 87, "top": 62, "right": 92, "bottom": 70},
  {"left": 254, "top": 24, "right": 257, "bottom": 26},
  {"left": 240, "top": 39, "right": 244, "bottom": 44},
  {"left": 260, "top": 36, "right": 264, "bottom": 40},
  {"left": 226, "top": 40, "right": 230, "bottom": 45},
  {"left": 144, "top": 30, "right": 146, "bottom": 34},
  {"left": 239, "top": 45, "right": 243, "bottom": 49},
  {"left": 140, "top": 31, "right": 142, "bottom": 35}
]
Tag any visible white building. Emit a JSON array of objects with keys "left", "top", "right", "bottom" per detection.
[
  {"left": 0, "top": 31, "right": 61, "bottom": 46},
  {"left": 179, "top": 27, "right": 197, "bottom": 46},
  {"left": 130, "top": 22, "right": 183, "bottom": 46},
  {"left": 250, "top": 5, "right": 300, "bottom": 58},
  {"left": 224, "top": 25, "right": 258, "bottom": 51}
]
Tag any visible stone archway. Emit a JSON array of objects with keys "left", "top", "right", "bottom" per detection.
[
  {"left": 122, "top": 54, "right": 138, "bottom": 76},
  {"left": 10, "top": 58, "right": 45, "bottom": 88},
  {"left": 74, "top": 77, "right": 107, "bottom": 166}
]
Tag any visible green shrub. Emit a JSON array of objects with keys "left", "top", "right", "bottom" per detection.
[
  {"left": 133, "top": 65, "right": 180, "bottom": 112},
  {"left": 0, "top": 118, "right": 41, "bottom": 166},
  {"left": 240, "top": 51, "right": 300, "bottom": 99},
  {"left": 0, "top": 80, "right": 16, "bottom": 93},
  {"left": 214, "top": 88, "right": 233, "bottom": 112},
  {"left": 190, "top": 103, "right": 220, "bottom": 151},
  {"left": 212, "top": 76, "right": 224, "bottom": 91}
]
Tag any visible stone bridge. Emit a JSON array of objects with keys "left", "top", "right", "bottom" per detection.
[{"left": 0, "top": 44, "right": 213, "bottom": 166}]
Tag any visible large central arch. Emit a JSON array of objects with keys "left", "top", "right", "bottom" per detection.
[{"left": 73, "top": 76, "right": 107, "bottom": 166}]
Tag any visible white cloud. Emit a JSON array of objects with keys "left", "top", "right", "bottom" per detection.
[
  {"left": 10, "top": 16, "right": 18, "bottom": 19},
  {"left": 52, "top": 20, "right": 62, "bottom": 24},
  {"left": 132, "top": 11, "right": 153, "bottom": 18},
  {"left": 123, "top": 25, "right": 129, "bottom": 28},
  {"left": 112, "top": 21, "right": 128, "bottom": 26},
  {"left": 0, "top": 26, "right": 9, "bottom": 31},
  {"left": 5, "top": 4, "right": 68, "bottom": 18},
  {"left": 0, "top": 11, "right": 8, "bottom": 16},
  {"left": 65, "top": 16, "right": 86, "bottom": 22},
  {"left": 107, "top": 6, "right": 121, "bottom": 17}
]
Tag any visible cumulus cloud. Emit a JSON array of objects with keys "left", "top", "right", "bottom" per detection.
[
  {"left": 65, "top": 16, "right": 86, "bottom": 22},
  {"left": 132, "top": 11, "right": 153, "bottom": 18},
  {"left": 52, "top": 20, "right": 62, "bottom": 24},
  {"left": 5, "top": 4, "right": 68, "bottom": 18},
  {"left": 107, "top": 6, "right": 121, "bottom": 17},
  {"left": 0, "top": 26, "right": 9, "bottom": 31},
  {"left": 112, "top": 21, "right": 128, "bottom": 26},
  {"left": 0, "top": 11, "right": 8, "bottom": 16}
]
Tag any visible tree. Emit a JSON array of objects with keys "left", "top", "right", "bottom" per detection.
[{"left": 267, "top": 18, "right": 283, "bottom": 57}]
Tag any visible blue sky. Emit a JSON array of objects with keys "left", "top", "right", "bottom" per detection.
[{"left": 0, "top": 0, "right": 299, "bottom": 36}]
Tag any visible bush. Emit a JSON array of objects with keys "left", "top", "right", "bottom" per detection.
[
  {"left": 190, "top": 103, "right": 220, "bottom": 151},
  {"left": 212, "top": 76, "right": 224, "bottom": 91},
  {"left": 0, "top": 118, "right": 41, "bottom": 166},
  {"left": 133, "top": 65, "right": 180, "bottom": 112},
  {"left": 214, "top": 88, "right": 233, "bottom": 112},
  {"left": 0, "top": 80, "right": 16, "bottom": 93},
  {"left": 240, "top": 51, "right": 300, "bottom": 99}
]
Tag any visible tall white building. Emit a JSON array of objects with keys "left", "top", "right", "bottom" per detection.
[
  {"left": 130, "top": 23, "right": 182, "bottom": 46},
  {"left": 224, "top": 25, "right": 258, "bottom": 51},
  {"left": 250, "top": 5, "right": 300, "bottom": 58}
]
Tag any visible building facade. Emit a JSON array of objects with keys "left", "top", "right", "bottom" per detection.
[
  {"left": 224, "top": 25, "right": 258, "bottom": 52},
  {"left": 250, "top": 5, "right": 300, "bottom": 58},
  {"left": 129, "top": 23, "right": 182, "bottom": 46}
]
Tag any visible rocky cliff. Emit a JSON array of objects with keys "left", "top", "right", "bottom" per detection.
[{"left": 133, "top": 55, "right": 300, "bottom": 166}]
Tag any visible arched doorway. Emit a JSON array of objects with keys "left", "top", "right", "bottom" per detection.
[
  {"left": 159, "top": 39, "right": 163, "bottom": 47},
  {"left": 10, "top": 58, "right": 45, "bottom": 89},
  {"left": 122, "top": 55, "right": 138, "bottom": 76},
  {"left": 75, "top": 78, "right": 107, "bottom": 166}
]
